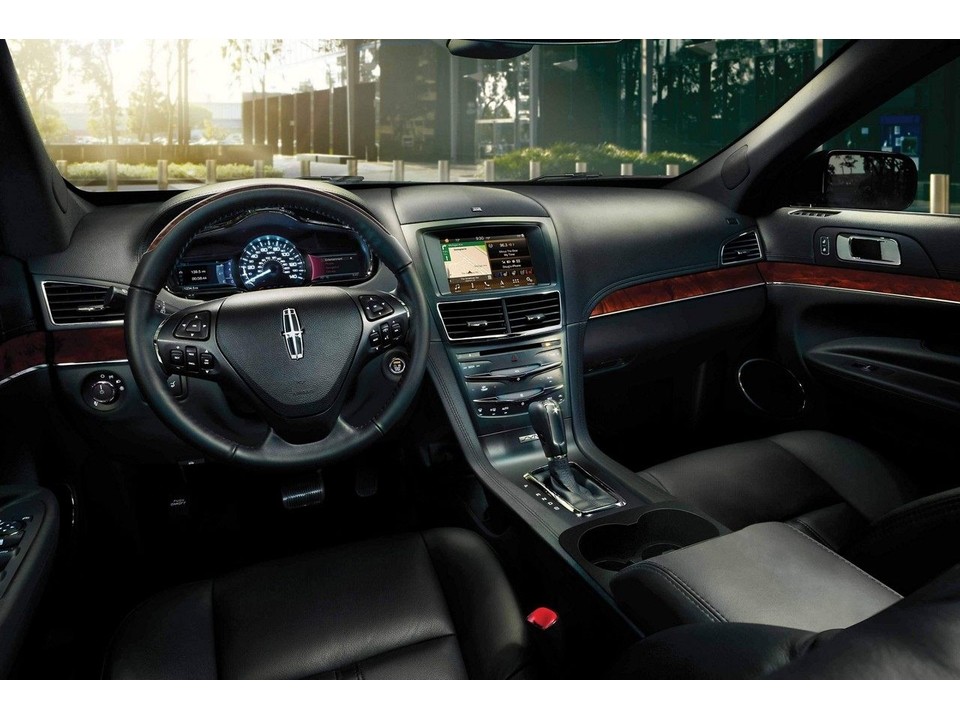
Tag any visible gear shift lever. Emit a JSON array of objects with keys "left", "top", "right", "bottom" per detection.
[
  {"left": 528, "top": 397, "right": 566, "bottom": 460},
  {"left": 527, "top": 398, "right": 619, "bottom": 514}
]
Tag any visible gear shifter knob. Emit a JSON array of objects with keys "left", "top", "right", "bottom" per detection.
[{"left": 528, "top": 398, "right": 566, "bottom": 459}]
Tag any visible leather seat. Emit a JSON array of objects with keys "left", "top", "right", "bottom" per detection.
[
  {"left": 617, "top": 563, "right": 960, "bottom": 679},
  {"left": 105, "top": 528, "right": 530, "bottom": 679},
  {"left": 637, "top": 430, "right": 960, "bottom": 592}
]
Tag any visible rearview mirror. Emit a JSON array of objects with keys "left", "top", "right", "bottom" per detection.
[{"left": 793, "top": 150, "right": 918, "bottom": 211}]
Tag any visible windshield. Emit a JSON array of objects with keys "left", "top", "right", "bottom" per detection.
[{"left": 10, "top": 39, "right": 843, "bottom": 190}]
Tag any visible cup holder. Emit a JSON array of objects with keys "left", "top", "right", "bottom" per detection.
[{"left": 579, "top": 508, "right": 719, "bottom": 571}]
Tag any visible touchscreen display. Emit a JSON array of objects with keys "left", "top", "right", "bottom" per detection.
[{"left": 441, "top": 233, "right": 538, "bottom": 294}]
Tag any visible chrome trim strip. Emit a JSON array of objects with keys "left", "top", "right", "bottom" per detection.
[
  {"left": 55, "top": 359, "right": 128, "bottom": 368},
  {"left": 767, "top": 282, "right": 960, "bottom": 307},
  {"left": 0, "top": 363, "right": 48, "bottom": 388},
  {"left": 523, "top": 462, "right": 625, "bottom": 517},
  {"left": 589, "top": 282, "right": 765, "bottom": 319},
  {"left": 736, "top": 358, "right": 807, "bottom": 416}
]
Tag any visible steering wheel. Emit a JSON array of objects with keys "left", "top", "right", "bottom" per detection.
[{"left": 125, "top": 180, "right": 429, "bottom": 470}]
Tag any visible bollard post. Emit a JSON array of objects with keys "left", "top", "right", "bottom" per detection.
[
  {"left": 393, "top": 160, "right": 405, "bottom": 181},
  {"left": 55, "top": 160, "right": 67, "bottom": 176},
  {"left": 346, "top": 159, "right": 358, "bottom": 176},
  {"left": 157, "top": 160, "right": 169, "bottom": 191},
  {"left": 621, "top": 163, "right": 634, "bottom": 176},
  {"left": 529, "top": 161, "right": 541, "bottom": 180},
  {"left": 665, "top": 163, "right": 680, "bottom": 177},
  {"left": 254, "top": 159, "right": 265, "bottom": 178},
  {"left": 930, "top": 174, "right": 950, "bottom": 214},
  {"left": 438, "top": 160, "right": 450, "bottom": 182},
  {"left": 575, "top": 161, "right": 587, "bottom": 173},
  {"left": 300, "top": 159, "right": 311, "bottom": 177},
  {"left": 205, "top": 159, "right": 217, "bottom": 184},
  {"left": 106, "top": 159, "right": 118, "bottom": 192},
  {"left": 483, "top": 159, "right": 495, "bottom": 182}
]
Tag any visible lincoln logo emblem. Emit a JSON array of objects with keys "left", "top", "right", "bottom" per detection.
[{"left": 281, "top": 308, "right": 304, "bottom": 360}]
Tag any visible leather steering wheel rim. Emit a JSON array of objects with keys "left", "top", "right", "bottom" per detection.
[{"left": 125, "top": 179, "right": 429, "bottom": 470}]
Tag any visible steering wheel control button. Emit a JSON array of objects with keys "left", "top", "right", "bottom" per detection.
[
  {"left": 185, "top": 346, "right": 199, "bottom": 369},
  {"left": 173, "top": 311, "right": 211, "bottom": 340},
  {"left": 359, "top": 294, "right": 394, "bottom": 321},
  {"left": 81, "top": 371, "right": 126, "bottom": 411},
  {"left": 166, "top": 374, "right": 186, "bottom": 398},
  {"left": 199, "top": 352, "right": 216, "bottom": 370},
  {"left": 0, "top": 521, "right": 25, "bottom": 549},
  {"left": 169, "top": 348, "right": 185, "bottom": 367}
]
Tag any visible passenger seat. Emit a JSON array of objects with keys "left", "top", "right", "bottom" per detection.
[{"left": 637, "top": 430, "right": 959, "bottom": 593}]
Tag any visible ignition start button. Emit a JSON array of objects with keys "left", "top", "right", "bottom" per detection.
[{"left": 388, "top": 357, "right": 406, "bottom": 376}]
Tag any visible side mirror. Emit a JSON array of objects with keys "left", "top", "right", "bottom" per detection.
[{"left": 792, "top": 150, "right": 918, "bottom": 211}]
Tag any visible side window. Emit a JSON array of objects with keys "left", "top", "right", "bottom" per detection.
[{"left": 825, "top": 54, "right": 959, "bottom": 214}]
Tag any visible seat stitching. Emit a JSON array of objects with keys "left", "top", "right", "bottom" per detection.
[
  {"left": 633, "top": 563, "right": 725, "bottom": 622},
  {"left": 638, "top": 469, "right": 669, "bottom": 493},
  {"left": 783, "top": 523, "right": 902, "bottom": 599}
]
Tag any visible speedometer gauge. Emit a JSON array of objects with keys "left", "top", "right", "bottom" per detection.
[{"left": 238, "top": 235, "right": 308, "bottom": 290}]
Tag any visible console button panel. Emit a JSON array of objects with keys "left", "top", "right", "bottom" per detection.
[{"left": 455, "top": 336, "right": 565, "bottom": 422}]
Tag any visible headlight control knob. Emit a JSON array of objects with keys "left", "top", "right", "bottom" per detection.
[{"left": 82, "top": 371, "right": 126, "bottom": 412}]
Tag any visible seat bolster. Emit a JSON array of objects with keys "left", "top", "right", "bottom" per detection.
[
  {"left": 104, "top": 580, "right": 218, "bottom": 679},
  {"left": 614, "top": 623, "right": 822, "bottom": 680},
  {"left": 422, "top": 528, "right": 529, "bottom": 680},
  {"left": 771, "top": 564, "right": 960, "bottom": 679},
  {"left": 849, "top": 487, "right": 960, "bottom": 594}
]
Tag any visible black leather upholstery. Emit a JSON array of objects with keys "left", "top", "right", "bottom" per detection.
[
  {"left": 636, "top": 430, "right": 960, "bottom": 593},
  {"left": 637, "top": 431, "right": 915, "bottom": 539},
  {"left": 611, "top": 522, "right": 901, "bottom": 635},
  {"left": 105, "top": 528, "right": 530, "bottom": 680},
  {"left": 620, "top": 564, "right": 960, "bottom": 679}
]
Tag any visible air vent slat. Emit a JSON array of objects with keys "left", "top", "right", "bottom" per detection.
[
  {"left": 789, "top": 209, "right": 840, "bottom": 217},
  {"left": 504, "top": 292, "right": 562, "bottom": 333},
  {"left": 438, "top": 299, "right": 507, "bottom": 340},
  {"left": 43, "top": 281, "right": 126, "bottom": 325},
  {"left": 438, "top": 290, "right": 561, "bottom": 341},
  {"left": 720, "top": 231, "right": 763, "bottom": 266}
]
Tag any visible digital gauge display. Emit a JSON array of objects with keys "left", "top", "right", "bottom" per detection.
[{"left": 238, "top": 235, "right": 308, "bottom": 290}]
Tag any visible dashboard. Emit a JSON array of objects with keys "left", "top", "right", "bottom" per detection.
[{"left": 166, "top": 209, "right": 376, "bottom": 299}]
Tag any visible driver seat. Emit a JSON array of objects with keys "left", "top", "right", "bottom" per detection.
[{"left": 104, "top": 528, "right": 531, "bottom": 679}]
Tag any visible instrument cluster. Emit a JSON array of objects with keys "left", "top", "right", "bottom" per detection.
[{"left": 167, "top": 209, "right": 376, "bottom": 299}]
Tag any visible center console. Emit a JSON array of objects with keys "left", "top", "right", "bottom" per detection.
[{"left": 396, "top": 187, "right": 900, "bottom": 648}]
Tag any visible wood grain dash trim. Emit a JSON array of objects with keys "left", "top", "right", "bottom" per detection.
[
  {"left": 590, "top": 265, "right": 765, "bottom": 318},
  {"left": 759, "top": 262, "right": 960, "bottom": 304},
  {"left": 51, "top": 327, "right": 127, "bottom": 365},
  {"left": 0, "top": 332, "right": 48, "bottom": 384}
]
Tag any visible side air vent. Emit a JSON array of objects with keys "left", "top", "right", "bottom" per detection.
[
  {"left": 438, "top": 298, "right": 507, "bottom": 340},
  {"left": 789, "top": 209, "right": 840, "bottom": 217},
  {"left": 438, "top": 290, "right": 562, "bottom": 341},
  {"left": 43, "top": 281, "right": 126, "bottom": 325},
  {"left": 504, "top": 292, "right": 562, "bottom": 333},
  {"left": 720, "top": 231, "right": 763, "bottom": 266}
]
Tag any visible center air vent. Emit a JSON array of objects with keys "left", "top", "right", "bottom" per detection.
[
  {"left": 438, "top": 291, "right": 561, "bottom": 341},
  {"left": 43, "top": 281, "right": 126, "bottom": 325},
  {"left": 720, "top": 231, "right": 763, "bottom": 266},
  {"left": 438, "top": 298, "right": 507, "bottom": 340},
  {"left": 504, "top": 292, "right": 561, "bottom": 333}
]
